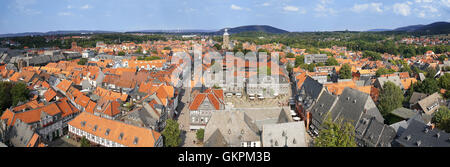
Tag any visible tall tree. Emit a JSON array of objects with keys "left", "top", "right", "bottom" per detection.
[
  {"left": 326, "top": 57, "right": 338, "bottom": 66},
  {"left": 294, "top": 55, "right": 304, "bottom": 67},
  {"left": 0, "top": 81, "right": 13, "bottom": 114},
  {"left": 314, "top": 116, "right": 357, "bottom": 147},
  {"left": 339, "top": 64, "right": 352, "bottom": 79},
  {"left": 378, "top": 81, "right": 404, "bottom": 116},
  {"left": 415, "top": 78, "right": 439, "bottom": 94},
  {"left": 11, "top": 82, "right": 30, "bottom": 107},
  {"left": 432, "top": 106, "right": 450, "bottom": 133},
  {"left": 161, "top": 119, "right": 181, "bottom": 147},
  {"left": 439, "top": 73, "right": 450, "bottom": 90}
]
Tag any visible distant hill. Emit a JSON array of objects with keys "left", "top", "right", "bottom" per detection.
[
  {"left": 0, "top": 30, "right": 117, "bottom": 38},
  {"left": 126, "top": 29, "right": 216, "bottom": 33},
  {"left": 215, "top": 25, "right": 289, "bottom": 35},
  {"left": 393, "top": 21, "right": 450, "bottom": 34},
  {"left": 367, "top": 29, "right": 392, "bottom": 32}
]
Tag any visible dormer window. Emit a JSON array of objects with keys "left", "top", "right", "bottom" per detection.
[
  {"left": 81, "top": 121, "right": 86, "bottom": 127},
  {"left": 119, "top": 133, "right": 124, "bottom": 140},
  {"left": 93, "top": 125, "right": 97, "bottom": 131},
  {"left": 105, "top": 129, "right": 110, "bottom": 136},
  {"left": 134, "top": 137, "right": 139, "bottom": 145}
]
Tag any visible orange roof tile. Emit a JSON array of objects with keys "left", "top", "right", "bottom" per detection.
[
  {"left": 85, "top": 100, "right": 97, "bottom": 114},
  {"left": 44, "top": 88, "right": 57, "bottom": 102},
  {"left": 56, "top": 79, "right": 73, "bottom": 92},
  {"left": 68, "top": 112, "right": 161, "bottom": 147}
]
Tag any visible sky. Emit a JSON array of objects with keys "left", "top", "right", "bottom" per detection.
[{"left": 0, "top": 0, "right": 449, "bottom": 34}]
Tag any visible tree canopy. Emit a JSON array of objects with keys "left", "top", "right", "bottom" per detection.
[
  {"left": 326, "top": 57, "right": 338, "bottom": 66},
  {"left": 432, "top": 106, "right": 450, "bottom": 133},
  {"left": 378, "top": 81, "right": 404, "bottom": 116},
  {"left": 161, "top": 119, "right": 181, "bottom": 147},
  {"left": 314, "top": 116, "right": 357, "bottom": 147},
  {"left": 77, "top": 58, "right": 88, "bottom": 65},
  {"left": 339, "top": 64, "right": 352, "bottom": 79},
  {"left": 376, "top": 67, "right": 395, "bottom": 77}
]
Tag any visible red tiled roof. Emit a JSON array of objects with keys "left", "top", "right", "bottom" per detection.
[
  {"left": 44, "top": 88, "right": 57, "bottom": 102},
  {"left": 68, "top": 112, "right": 161, "bottom": 147},
  {"left": 56, "top": 79, "right": 73, "bottom": 92}
]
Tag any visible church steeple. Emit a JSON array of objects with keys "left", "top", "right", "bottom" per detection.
[{"left": 223, "top": 28, "right": 230, "bottom": 50}]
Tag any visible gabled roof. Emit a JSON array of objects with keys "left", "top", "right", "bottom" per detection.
[
  {"left": 395, "top": 119, "right": 450, "bottom": 147},
  {"left": 44, "top": 88, "right": 57, "bottom": 102},
  {"left": 189, "top": 89, "right": 224, "bottom": 111},
  {"left": 85, "top": 100, "right": 97, "bottom": 114},
  {"left": 417, "top": 92, "right": 442, "bottom": 115},
  {"left": 56, "top": 79, "right": 73, "bottom": 92},
  {"left": 68, "top": 112, "right": 161, "bottom": 147}
]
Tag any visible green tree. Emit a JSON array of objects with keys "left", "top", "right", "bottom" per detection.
[
  {"left": 286, "top": 63, "right": 293, "bottom": 73},
  {"left": 378, "top": 81, "right": 404, "bottom": 116},
  {"left": 77, "top": 58, "right": 88, "bottom": 65},
  {"left": 425, "top": 67, "right": 437, "bottom": 79},
  {"left": 286, "top": 52, "right": 295, "bottom": 58},
  {"left": 11, "top": 82, "right": 30, "bottom": 107},
  {"left": 439, "top": 73, "right": 450, "bottom": 90},
  {"left": 117, "top": 51, "right": 125, "bottom": 56},
  {"left": 339, "top": 64, "right": 352, "bottom": 79},
  {"left": 213, "top": 43, "right": 222, "bottom": 50},
  {"left": 415, "top": 78, "right": 439, "bottom": 94},
  {"left": 196, "top": 129, "right": 205, "bottom": 142},
  {"left": 0, "top": 81, "right": 13, "bottom": 114},
  {"left": 362, "top": 51, "right": 382, "bottom": 61},
  {"left": 135, "top": 46, "right": 142, "bottom": 54},
  {"left": 314, "top": 117, "right": 357, "bottom": 147},
  {"left": 432, "top": 106, "right": 450, "bottom": 133},
  {"left": 326, "top": 57, "right": 338, "bottom": 66},
  {"left": 161, "top": 119, "right": 181, "bottom": 147},
  {"left": 80, "top": 136, "right": 90, "bottom": 147},
  {"left": 294, "top": 55, "right": 304, "bottom": 67},
  {"left": 376, "top": 67, "right": 395, "bottom": 77}
]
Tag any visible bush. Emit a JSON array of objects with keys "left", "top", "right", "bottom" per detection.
[{"left": 196, "top": 129, "right": 205, "bottom": 142}]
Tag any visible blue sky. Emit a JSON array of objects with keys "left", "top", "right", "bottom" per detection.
[{"left": 0, "top": 0, "right": 449, "bottom": 34}]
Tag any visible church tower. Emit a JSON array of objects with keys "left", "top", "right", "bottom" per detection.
[{"left": 223, "top": 29, "right": 230, "bottom": 50}]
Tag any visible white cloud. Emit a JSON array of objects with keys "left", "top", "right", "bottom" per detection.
[
  {"left": 58, "top": 12, "right": 73, "bottom": 16},
  {"left": 314, "top": 0, "right": 336, "bottom": 17},
  {"left": 351, "top": 3, "right": 383, "bottom": 13},
  {"left": 416, "top": 0, "right": 434, "bottom": 2},
  {"left": 81, "top": 4, "right": 92, "bottom": 10},
  {"left": 11, "top": 0, "right": 41, "bottom": 15},
  {"left": 262, "top": 2, "right": 270, "bottom": 6},
  {"left": 231, "top": 4, "right": 243, "bottom": 10},
  {"left": 67, "top": 5, "right": 72, "bottom": 9},
  {"left": 441, "top": 0, "right": 450, "bottom": 7},
  {"left": 283, "top": 6, "right": 299, "bottom": 12},
  {"left": 393, "top": 3, "right": 411, "bottom": 16}
]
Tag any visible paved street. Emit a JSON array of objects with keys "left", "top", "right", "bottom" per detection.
[
  {"left": 48, "top": 135, "right": 80, "bottom": 147},
  {"left": 176, "top": 88, "right": 202, "bottom": 147}
]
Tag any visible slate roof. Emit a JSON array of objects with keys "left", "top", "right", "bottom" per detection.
[
  {"left": 330, "top": 87, "right": 382, "bottom": 126},
  {"left": 395, "top": 119, "right": 450, "bottom": 147},
  {"left": 7, "top": 120, "right": 37, "bottom": 147},
  {"left": 309, "top": 91, "right": 338, "bottom": 129},
  {"left": 301, "top": 76, "right": 324, "bottom": 100},
  {"left": 204, "top": 110, "right": 260, "bottom": 147},
  {"left": 409, "top": 92, "right": 428, "bottom": 106},
  {"left": 262, "top": 122, "right": 307, "bottom": 147},
  {"left": 377, "top": 76, "right": 403, "bottom": 89},
  {"left": 417, "top": 92, "right": 442, "bottom": 115},
  {"left": 391, "top": 107, "right": 418, "bottom": 119}
]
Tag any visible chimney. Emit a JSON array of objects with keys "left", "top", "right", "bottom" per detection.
[{"left": 431, "top": 124, "right": 435, "bottom": 130}]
